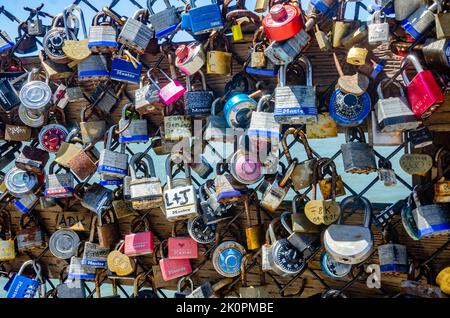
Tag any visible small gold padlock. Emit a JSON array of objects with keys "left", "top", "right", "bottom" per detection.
[
  {"left": 244, "top": 195, "right": 264, "bottom": 251},
  {"left": 206, "top": 33, "right": 232, "bottom": 76},
  {"left": 347, "top": 47, "right": 368, "bottom": 66}
]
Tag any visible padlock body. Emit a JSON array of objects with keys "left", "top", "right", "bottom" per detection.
[
  {"left": 124, "top": 232, "right": 154, "bottom": 256},
  {"left": 168, "top": 237, "right": 198, "bottom": 259},
  {"left": 159, "top": 258, "right": 192, "bottom": 281}
]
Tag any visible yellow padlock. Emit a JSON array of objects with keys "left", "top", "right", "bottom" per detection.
[
  {"left": 231, "top": 24, "right": 244, "bottom": 42},
  {"left": 347, "top": 47, "right": 368, "bottom": 66},
  {"left": 206, "top": 33, "right": 232, "bottom": 76},
  {"left": 436, "top": 267, "right": 450, "bottom": 295}
]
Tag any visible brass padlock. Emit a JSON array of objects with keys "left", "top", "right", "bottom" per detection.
[
  {"left": 434, "top": 147, "right": 450, "bottom": 203},
  {"left": 244, "top": 193, "right": 264, "bottom": 251},
  {"left": 317, "top": 158, "right": 346, "bottom": 200},
  {"left": 206, "top": 32, "right": 232, "bottom": 76},
  {"left": 346, "top": 46, "right": 368, "bottom": 66}
]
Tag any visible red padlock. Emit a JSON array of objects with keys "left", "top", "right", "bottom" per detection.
[
  {"left": 262, "top": 4, "right": 303, "bottom": 41},
  {"left": 401, "top": 54, "right": 444, "bottom": 119},
  {"left": 167, "top": 222, "right": 198, "bottom": 259},
  {"left": 158, "top": 240, "right": 192, "bottom": 281},
  {"left": 124, "top": 217, "right": 154, "bottom": 257}
]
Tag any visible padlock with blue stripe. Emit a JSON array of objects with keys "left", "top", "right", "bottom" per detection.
[{"left": 6, "top": 260, "right": 42, "bottom": 298}]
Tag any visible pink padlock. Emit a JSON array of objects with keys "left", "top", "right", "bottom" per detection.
[
  {"left": 230, "top": 149, "right": 263, "bottom": 185},
  {"left": 149, "top": 68, "right": 186, "bottom": 105},
  {"left": 124, "top": 217, "right": 154, "bottom": 257},
  {"left": 168, "top": 237, "right": 198, "bottom": 259},
  {"left": 159, "top": 240, "right": 192, "bottom": 281}
]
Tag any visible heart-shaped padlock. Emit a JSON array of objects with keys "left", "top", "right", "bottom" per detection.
[{"left": 107, "top": 242, "right": 136, "bottom": 276}]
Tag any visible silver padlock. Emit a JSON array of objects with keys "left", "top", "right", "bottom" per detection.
[
  {"left": 19, "top": 69, "right": 52, "bottom": 117},
  {"left": 78, "top": 54, "right": 109, "bottom": 82},
  {"left": 147, "top": 0, "right": 180, "bottom": 39},
  {"left": 45, "top": 161, "right": 75, "bottom": 198},
  {"left": 368, "top": 10, "right": 389, "bottom": 45},
  {"left": 88, "top": 11, "right": 118, "bottom": 54},
  {"left": 118, "top": 103, "right": 149, "bottom": 144},
  {"left": 118, "top": 9, "right": 154, "bottom": 54},
  {"left": 264, "top": 30, "right": 311, "bottom": 65},
  {"left": 97, "top": 125, "right": 129, "bottom": 178}
]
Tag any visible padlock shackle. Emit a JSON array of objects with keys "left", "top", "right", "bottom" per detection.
[
  {"left": 278, "top": 64, "right": 286, "bottom": 87},
  {"left": 315, "top": 157, "right": 337, "bottom": 201},
  {"left": 267, "top": 217, "right": 279, "bottom": 245},
  {"left": 211, "top": 97, "right": 223, "bottom": 116},
  {"left": 281, "top": 127, "right": 297, "bottom": 163},
  {"left": 62, "top": 9, "right": 80, "bottom": 40},
  {"left": 376, "top": 78, "right": 405, "bottom": 100},
  {"left": 129, "top": 152, "right": 150, "bottom": 180},
  {"left": 240, "top": 253, "right": 252, "bottom": 287},
  {"left": 292, "top": 193, "right": 309, "bottom": 214},
  {"left": 401, "top": 54, "right": 424, "bottom": 86},
  {"left": 132, "top": 8, "right": 148, "bottom": 20},
  {"left": 337, "top": 195, "right": 373, "bottom": 229},
  {"left": 297, "top": 130, "right": 314, "bottom": 160},
  {"left": 177, "top": 276, "right": 194, "bottom": 293},
  {"left": 256, "top": 94, "right": 271, "bottom": 112},
  {"left": 64, "top": 5, "right": 87, "bottom": 39},
  {"left": 298, "top": 55, "right": 313, "bottom": 87},
  {"left": 165, "top": 154, "right": 192, "bottom": 189},
  {"left": 280, "top": 211, "right": 294, "bottom": 234},
  {"left": 345, "top": 126, "right": 366, "bottom": 143}
]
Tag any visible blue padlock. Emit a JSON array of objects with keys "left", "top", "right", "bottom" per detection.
[
  {"left": 223, "top": 93, "right": 257, "bottom": 129},
  {"left": 329, "top": 89, "right": 371, "bottom": 127},
  {"left": 182, "top": 0, "right": 224, "bottom": 35},
  {"left": 6, "top": 260, "right": 42, "bottom": 298},
  {"left": 212, "top": 241, "right": 246, "bottom": 277},
  {"left": 309, "top": 0, "right": 338, "bottom": 17},
  {"left": 110, "top": 48, "right": 142, "bottom": 84}
]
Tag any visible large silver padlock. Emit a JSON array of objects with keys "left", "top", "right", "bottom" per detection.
[
  {"left": 368, "top": 10, "right": 389, "bottom": 45},
  {"left": 118, "top": 103, "right": 149, "bottom": 144},
  {"left": 78, "top": 54, "right": 109, "bottom": 82},
  {"left": 129, "top": 152, "right": 163, "bottom": 210},
  {"left": 163, "top": 154, "right": 198, "bottom": 222},
  {"left": 19, "top": 69, "right": 52, "bottom": 117},
  {"left": 88, "top": 11, "right": 118, "bottom": 54},
  {"left": 45, "top": 162, "right": 74, "bottom": 198},
  {"left": 323, "top": 196, "right": 374, "bottom": 265},
  {"left": 97, "top": 125, "right": 129, "bottom": 178},
  {"left": 118, "top": 9, "right": 154, "bottom": 54},
  {"left": 375, "top": 79, "right": 419, "bottom": 133},
  {"left": 274, "top": 59, "right": 318, "bottom": 124},
  {"left": 401, "top": 1, "right": 438, "bottom": 40},
  {"left": 248, "top": 94, "right": 280, "bottom": 145},
  {"left": 341, "top": 127, "right": 377, "bottom": 174},
  {"left": 147, "top": 0, "right": 180, "bottom": 39}
]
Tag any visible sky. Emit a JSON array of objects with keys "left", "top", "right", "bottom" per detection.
[{"left": 0, "top": 0, "right": 372, "bottom": 52}]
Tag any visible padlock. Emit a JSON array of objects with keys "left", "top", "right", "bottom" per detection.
[
  {"left": 341, "top": 127, "right": 377, "bottom": 174},
  {"left": 408, "top": 126, "right": 433, "bottom": 149},
  {"left": 212, "top": 240, "right": 246, "bottom": 278},
  {"left": 199, "top": 180, "right": 234, "bottom": 225},
  {"left": 346, "top": 46, "right": 368, "bottom": 65},
  {"left": 204, "top": 98, "right": 238, "bottom": 143},
  {"left": 434, "top": 147, "right": 450, "bottom": 203},
  {"left": 0, "top": 70, "right": 28, "bottom": 112},
  {"left": 306, "top": 112, "right": 338, "bottom": 139},
  {"left": 378, "top": 159, "right": 398, "bottom": 187},
  {"left": 76, "top": 183, "right": 113, "bottom": 215},
  {"left": 331, "top": 1, "right": 351, "bottom": 48},
  {"left": 264, "top": 30, "right": 311, "bottom": 65},
  {"left": 134, "top": 73, "right": 164, "bottom": 115},
  {"left": 422, "top": 38, "right": 450, "bottom": 70},
  {"left": 5, "top": 167, "right": 38, "bottom": 197},
  {"left": 291, "top": 194, "right": 320, "bottom": 234},
  {"left": 184, "top": 71, "right": 214, "bottom": 117},
  {"left": 124, "top": 216, "right": 154, "bottom": 256},
  {"left": 378, "top": 225, "right": 408, "bottom": 273},
  {"left": 206, "top": 33, "right": 232, "bottom": 76},
  {"left": 399, "top": 263, "right": 442, "bottom": 298},
  {"left": 97, "top": 210, "right": 120, "bottom": 249},
  {"left": 223, "top": 91, "right": 258, "bottom": 129},
  {"left": 262, "top": 4, "right": 303, "bottom": 41},
  {"left": 274, "top": 61, "right": 318, "bottom": 124},
  {"left": 38, "top": 114, "right": 69, "bottom": 153},
  {"left": 368, "top": 10, "right": 389, "bottom": 45},
  {"left": 239, "top": 254, "right": 269, "bottom": 298},
  {"left": 248, "top": 94, "right": 280, "bottom": 146},
  {"left": 243, "top": 195, "right": 264, "bottom": 251},
  {"left": 320, "top": 251, "right": 352, "bottom": 279},
  {"left": 118, "top": 8, "right": 154, "bottom": 54},
  {"left": 88, "top": 11, "right": 118, "bottom": 53},
  {"left": 163, "top": 154, "right": 199, "bottom": 222},
  {"left": 175, "top": 277, "right": 194, "bottom": 298},
  {"left": 229, "top": 148, "right": 263, "bottom": 185},
  {"left": 309, "top": 0, "right": 338, "bottom": 16},
  {"left": 315, "top": 24, "right": 332, "bottom": 51},
  {"left": 19, "top": 69, "right": 52, "bottom": 117},
  {"left": 254, "top": 0, "right": 269, "bottom": 13},
  {"left": 402, "top": 2, "right": 438, "bottom": 40},
  {"left": 129, "top": 152, "right": 163, "bottom": 210},
  {"left": 110, "top": 47, "right": 143, "bottom": 84},
  {"left": 118, "top": 104, "right": 149, "bottom": 144},
  {"left": 148, "top": 67, "right": 186, "bottom": 105},
  {"left": 78, "top": 54, "right": 109, "bottom": 82},
  {"left": 280, "top": 211, "right": 320, "bottom": 260},
  {"left": 5, "top": 125, "right": 31, "bottom": 142},
  {"left": 0, "top": 30, "right": 14, "bottom": 55},
  {"left": 27, "top": 8, "right": 45, "bottom": 36},
  {"left": 323, "top": 196, "right": 374, "bottom": 264},
  {"left": 282, "top": 128, "right": 316, "bottom": 191},
  {"left": 133, "top": 272, "right": 159, "bottom": 298},
  {"left": 53, "top": 84, "right": 86, "bottom": 110},
  {"left": 333, "top": 52, "right": 370, "bottom": 96},
  {"left": 175, "top": 42, "right": 205, "bottom": 76},
  {"left": 266, "top": 217, "right": 305, "bottom": 276},
  {"left": 435, "top": 5, "right": 450, "bottom": 40},
  {"left": 394, "top": 0, "right": 423, "bottom": 21},
  {"left": 186, "top": 281, "right": 213, "bottom": 298},
  {"left": 43, "top": 13, "right": 72, "bottom": 64},
  {"left": 90, "top": 83, "right": 125, "bottom": 114},
  {"left": 14, "top": 191, "right": 39, "bottom": 214},
  {"left": 187, "top": 215, "right": 216, "bottom": 244},
  {"left": 305, "top": 162, "right": 341, "bottom": 226},
  {"left": 261, "top": 219, "right": 277, "bottom": 272},
  {"left": 317, "top": 158, "right": 346, "bottom": 200},
  {"left": 147, "top": 0, "right": 180, "bottom": 39},
  {"left": 368, "top": 110, "right": 404, "bottom": 147},
  {"left": 436, "top": 267, "right": 450, "bottom": 295},
  {"left": 329, "top": 90, "right": 371, "bottom": 127},
  {"left": 67, "top": 142, "right": 99, "bottom": 180},
  {"left": 62, "top": 5, "right": 91, "bottom": 62},
  {"left": 15, "top": 23, "right": 38, "bottom": 55},
  {"left": 400, "top": 144, "right": 433, "bottom": 176},
  {"left": 56, "top": 267, "right": 86, "bottom": 298},
  {"left": 375, "top": 79, "right": 420, "bottom": 133},
  {"left": 107, "top": 241, "right": 136, "bottom": 276},
  {"left": 97, "top": 125, "right": 129, "bottom": 178},
  {"left": 6, "top": 260, "right": 43, "bottom": 298},
  {"left": 79, "top": 106, "right": 107, "bottom": 145},
  {"left": 412, "top": 187, "right": 450, "bottom": 239},
  {"left": 15, "top": 140, "right": 49, "bottom": 175},
  {"left": 16, "top": 214, "right": 44, "bottom": 252},
  {"left": 181, "top": 0, "right": 224, "bottom": 35},
  {"left": 45, "top": 161, "right": 75, "bottom": 198},
  {"left": 401, "top": 54, "right": 444, "bottom": 119},
  {"left": 81, "top": 217, "right": 111, "bottom": 268},
  {"left": 159, "top": 240, "right": 193, "bottom": 281},
  {"left": 48, "top": 229, "right": 80, "bottom": 259},
  {"left": 259, "top": 163, "right": 293, "bottom": 213},
  {"left": 168, "top": 222, "right": 198, "bottom": 259},
  {"left": 214, "top": 163, "right": 245, "bottom": 204},
  {"left": 189, "top": 143, "right": 214, "bottom": 179},
  {"left": 164, "top": 114, "right": 192, "bottom": 141},
  {"left": 0, "top": 142, "right": 21, "bottom": 172},
  {"left": 0, "top": 212, "right": 15, "bottom": 261},
  {"left": 342, "top": 24, "right": 368, "bottom": 50}
]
